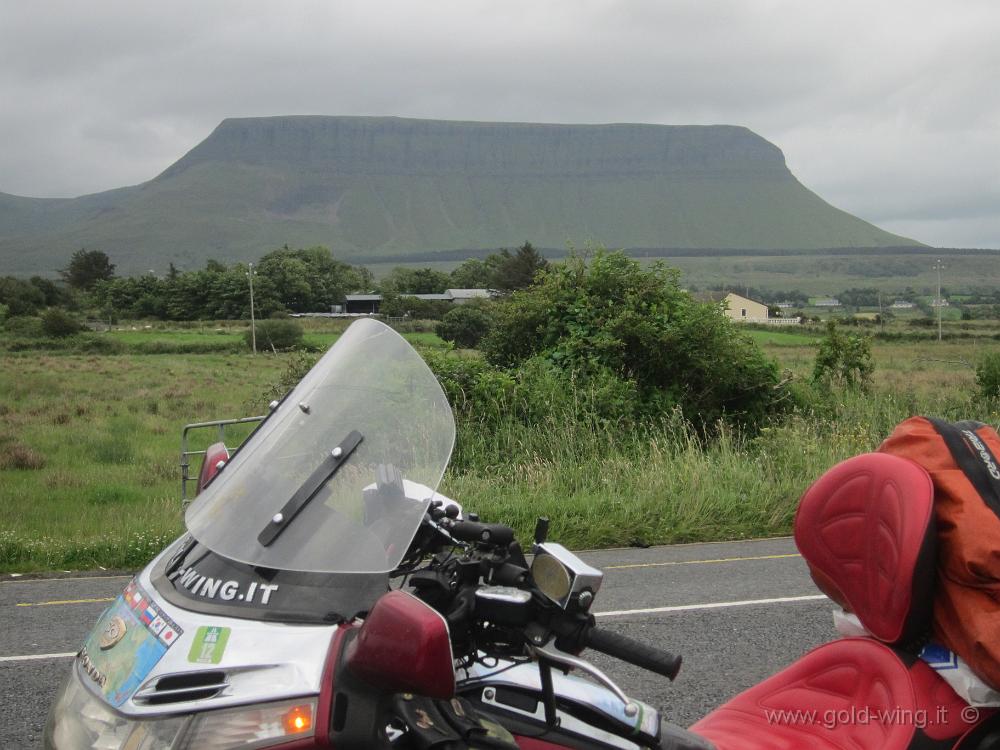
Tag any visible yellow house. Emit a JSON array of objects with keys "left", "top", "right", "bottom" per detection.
[{"left": 722, "top": 292, "right": 769, "bottom": 322}]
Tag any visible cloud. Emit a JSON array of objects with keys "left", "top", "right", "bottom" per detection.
[{"left": 0, "top": 0, "right": 996, "bottom": 246}]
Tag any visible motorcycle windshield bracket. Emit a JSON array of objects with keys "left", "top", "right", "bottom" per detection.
[{"left": 257, "top": 430, "right": 363, "bottom": 547}]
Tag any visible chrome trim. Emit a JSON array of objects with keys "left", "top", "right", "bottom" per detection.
[
  {"left": 133, "top": 675, "right": 229, "bottom": 703},
  {"left": 532, "top": 641, "right": 636, "bottom": 716},
  {"left": 461, "top": 658, "right": 659, "bottom": 739},
  {"left": 531, "top": 542, "right": 603, "bottom": 608},
  {"left": 475, "top": 586, "right": 532, "bottom": 604},
  {"left": 479, "top": 686, "right": 641, "bottom": 750}
]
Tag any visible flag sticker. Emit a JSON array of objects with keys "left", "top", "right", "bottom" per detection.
[
  {"left": 920, "top": 643, "right": 960, "bottom": 671},
  {"left": 188, "top": 626, "right": 231, "bottom": 665}
]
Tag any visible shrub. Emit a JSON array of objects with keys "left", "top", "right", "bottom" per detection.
[
  {"left": 812, "top": 321, "right": 874, "bottom": 389},
  {"left": 245, "top": 319, "right": 303, "bottom": 351},
  {"left": 435, "top": 304, "right": 493, "bottom": 349},
  {"left": 4, "top": 315, "right": 44, "bottom": 337},
  {"left": 41, "top": 307, "right": 83, "bottom": 337},
  {"left": 0, "top": 443, "right": 46, "bottom": 470},
  {"left": 479, "top": 251, "right": 784, "bottom": 429},
  {"left": 977, "top": 352, "right": 1000, "bottom": 400},
  {"left": 74, "top": 336, "right": 127, "bottom": 355},
  {"left": 380, "top": 293, "right": 452, "bottom": 320}
]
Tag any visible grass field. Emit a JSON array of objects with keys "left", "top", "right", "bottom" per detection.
[
  {"left": 1, "top": 321, "right": 998, "bottom": 572},
  {"left": 365, "top": 251, "right": 1000, "bottom": 297}
]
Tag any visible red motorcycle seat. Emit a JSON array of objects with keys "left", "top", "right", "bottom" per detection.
[
  {"left": 691, "top": 638, "right": 982, "bottom": 750},
  {"left": 795, "top": 452, "right": 937, "bottom": 645}
]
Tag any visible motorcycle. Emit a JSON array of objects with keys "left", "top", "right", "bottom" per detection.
[{"left": 44, "top": 318, "right": 1000, "bottom": 749}]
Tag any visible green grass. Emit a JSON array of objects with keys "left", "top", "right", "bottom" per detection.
[
  {"left": 1, "top": 335, "right": 998, "bottom": 573},
  {"left": 745, "top": 329, "right": 821, "bottom": 346},
  {"left": 659, "top": 253, "right": 1000, "bottom": 295},
  {"left": 0, "top": 353, "right": 285, "bottom": 571}
]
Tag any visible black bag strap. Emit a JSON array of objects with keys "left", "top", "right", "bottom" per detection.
[{"left": 927, "top": 418, "right": 1000, "bottom": 518}]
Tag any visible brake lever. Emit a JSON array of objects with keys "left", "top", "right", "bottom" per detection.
[{"left": 530, "top": 640, "right": 641, "bottom": 719}]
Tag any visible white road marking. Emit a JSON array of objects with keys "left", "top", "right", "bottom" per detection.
[
  {"left": 0, "top": 595, "right": 827, "bottom": 663},
  {"left": 595, "top": 594, "right": 827, "bottom": 617},
  {"left": 0, "top": 652, "right": 75, "bottom": 663}
]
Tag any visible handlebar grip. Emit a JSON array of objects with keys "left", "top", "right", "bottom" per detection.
[
  {"left": 585, "top": 627, "right": 682, "bottom": 681},
  {"left": 449, "top": 520, "right": 515, "bottom": 546}
]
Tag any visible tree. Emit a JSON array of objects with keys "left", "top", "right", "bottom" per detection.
[
  {"left": 436, "top": 304, "right": 493, "bottom": 348},
  {"left": 491, "top": 242, "right": 549, "bottom": 292},
  {"left": 61, "top": 249, "right": 115, "bottom": 290},
  {"left": 449, "top": 258, "right": 493, "bottom": 289},
  {"left": 447, "top": 243, "right": 549, "bottom": 293},
  {"left": 257, "top": 246, "right": 369, "bottom": 312},
  {"left": 379, "top": 266, "right": 450, "bottom": 295},
  {"left": 380, "top": 292, "right": 451, "bottom": 320},
  {"left": 812, "top": 321, "right": 874, "bottom": 389},
  {"left": 839, "top": 287, "right": 880, "bottom": 310},
  {"left": 0, "top": 276, "right": 46, "bottom": 316},
  {"left": 481, "top": 251, "right": 784, "bottom": 428},
  {"left": 29, "top": 276, "right": 71, "bottom": 307}
]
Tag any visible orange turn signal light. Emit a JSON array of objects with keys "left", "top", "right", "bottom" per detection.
[{"left": 282, "top": 704, "right": 313, "bottom": 734}]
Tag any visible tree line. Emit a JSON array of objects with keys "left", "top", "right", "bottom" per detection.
[{"left": 0, "top": 242, "right": 549, "bottom": 323}]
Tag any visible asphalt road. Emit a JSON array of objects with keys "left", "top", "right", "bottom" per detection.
[{"left": 0, "top": 537, "right": 831, "bottom": 749}]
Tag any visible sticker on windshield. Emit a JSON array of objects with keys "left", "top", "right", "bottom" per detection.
[
  {"left": 77, "top": 579, "right": 183, "bottom": 707},
  {"left": 188, "top": 625, "right": 231, "bottom": 664}
]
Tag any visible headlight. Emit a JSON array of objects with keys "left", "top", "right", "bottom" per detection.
[
  {"left": 530, "top": 542, "right": 604, "bottom": 609},
  {"left": 45, "top": 668, "right": 317, "bottom": 750},
  {"left": 44, "top": 673, "right": 184, "bottom": 750},
  {"left": 175, "top": 699, "right": 316, "bottom": 749}
]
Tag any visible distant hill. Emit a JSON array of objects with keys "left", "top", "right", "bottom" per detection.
[{"left": 0, "top": 116, "right": 920, "bottom": 275}]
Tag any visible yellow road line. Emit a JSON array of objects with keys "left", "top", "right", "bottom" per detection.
[
  {"left": 605, "top": 552, "right": 801, "bottom": 570},
  {"left": 15, "top": 597, "right": 115, "bottom": 608},
  {"left": 1, "top": 574, "right": 131, "bottom": 584}
]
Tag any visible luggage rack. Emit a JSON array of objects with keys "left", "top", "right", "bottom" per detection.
[{"left": 180, "top": 415, "right": 266, "bottom": 504}]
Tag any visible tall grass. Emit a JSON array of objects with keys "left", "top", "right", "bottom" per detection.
[
  {"left": 442, "top": 383, "right": 996, "bottom": 550},
  {"left": 2, "top": 337, "right": 998, "bottom": 572}
]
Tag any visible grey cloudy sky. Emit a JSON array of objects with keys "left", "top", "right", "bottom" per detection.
[{"left": 1, "top": 0, "right": 998, "bottom": 247}]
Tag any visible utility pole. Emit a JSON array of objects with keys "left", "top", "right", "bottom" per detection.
[
  {"left": 247, "top": 262, "right": 257, "bottom": 354},
  {"left": 933, "top": 258, "right": 944, "bottom": 342}
]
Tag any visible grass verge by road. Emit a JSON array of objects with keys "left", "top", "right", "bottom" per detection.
[{"left": 1, "top": 332, "right": 997, "bottom": 573}]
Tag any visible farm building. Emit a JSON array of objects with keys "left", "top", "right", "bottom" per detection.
[{"left": 344, "top": 288, "right": 493, "bottom": 314}]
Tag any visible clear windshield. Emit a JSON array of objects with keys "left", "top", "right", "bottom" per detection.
[{"left": 184, "top": 319, "right": 456, "bottom": 574}]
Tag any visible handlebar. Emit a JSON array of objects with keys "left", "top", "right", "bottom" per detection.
[
  {"left": 584, "top": 626, "right": 682, "bottom": 681},
  {"left": 448, "top": 519, "right": 516, "bottom": 547}
]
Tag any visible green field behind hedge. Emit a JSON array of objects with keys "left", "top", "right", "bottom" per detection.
[{"left": 1, "top": 322, "right": 998, "bottom": 573}]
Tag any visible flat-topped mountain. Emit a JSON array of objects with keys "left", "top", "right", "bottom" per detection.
[{"left": 0, "top": 116, "right": 919, "bottom": 275}]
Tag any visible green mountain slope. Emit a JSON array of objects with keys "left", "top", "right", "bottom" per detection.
[{"left": 0, "top": 116, "right": 919, "bottom": 275}]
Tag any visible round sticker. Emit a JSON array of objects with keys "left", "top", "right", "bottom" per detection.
[{"left": 99, "top": 615, "right": 128, "bottom": 650}]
